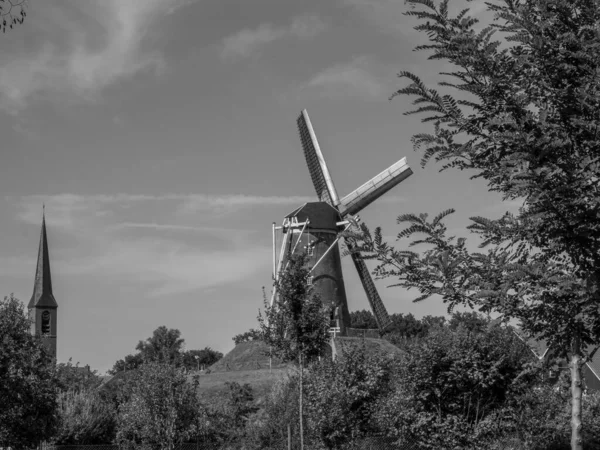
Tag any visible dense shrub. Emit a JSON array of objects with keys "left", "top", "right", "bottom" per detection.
[
  {"left": 54, "top": 389, "right": 116, "bottom": 445},
  {"left": 373, "top": 323, "right": 538, "bottom": 449}
]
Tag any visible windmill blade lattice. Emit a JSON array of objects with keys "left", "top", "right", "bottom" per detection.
[
  {"left": 297, "top": 110, "right": 339, "bottom": 206},
  {"left": 344, "top": 236, "right": 393, "bottom": 331}
]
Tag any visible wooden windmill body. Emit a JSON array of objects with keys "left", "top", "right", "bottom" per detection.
[{"left": 271, "top": 110, "right": 413, "bottom": 335}]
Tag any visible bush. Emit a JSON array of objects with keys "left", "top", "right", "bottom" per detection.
[{"left": 54, "top": 389, "right": 116, "bottom": 444}]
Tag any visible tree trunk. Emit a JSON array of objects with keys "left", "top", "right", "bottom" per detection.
[
  {"left": 299, "top": 352, "right": 304, "bottom": 450},
  {"left": 571, "top": 335, "right": 583, "bottom": 450}
]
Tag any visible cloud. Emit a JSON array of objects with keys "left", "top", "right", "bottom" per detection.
[
  {"left": 52, "top": 235, "right": 271, "bottom": 297},
  {"left": 0, "top": 0, "right": 194, "bottom": 113},
  {"left": 177, "top": 194, "right": 316, "bottom": 214},
  {"left": 306, "top": 56, "right": 386, "bottom": 99},
  {"left": 11, "top": 193, "right": 315, "bottom": 229},
  {"left": 221, "top": 15, "right": 325, "bottom": 61},
  {"left": 4, "top": 192, "right": 314, "bottom": 296}
]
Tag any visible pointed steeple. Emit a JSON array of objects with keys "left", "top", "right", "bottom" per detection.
[{"left": 28, "top": 207, "right": 58, "bottom": 309}]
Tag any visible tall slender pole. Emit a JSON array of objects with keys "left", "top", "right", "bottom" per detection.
[
  {"left": 272, "top": 222, "right": 277, "bottom": 279},
  {"left": 299, "top": 351, "right": 304, "bottom": 450}
]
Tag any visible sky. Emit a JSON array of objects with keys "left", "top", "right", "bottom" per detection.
[{"left": 0, "top": 0, "right": 514, "bottom": 374}]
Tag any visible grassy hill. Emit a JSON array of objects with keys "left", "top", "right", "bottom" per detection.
[
  {"left": 192, "top": 337, "right": 403, "bottom": 403},
  {"left": 208, "top": 340, "right": 287, "bottom": 372},
  {"left": 191, "top": 340, "right": 292, "bottom": 403}
]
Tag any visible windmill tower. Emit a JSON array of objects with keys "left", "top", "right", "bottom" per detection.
[{"left": 271, "top": 110, "right": 413, "bottom": 335}]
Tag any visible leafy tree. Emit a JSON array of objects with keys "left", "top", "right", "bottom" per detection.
[
  {"left": 502, "top": 385, "right": 600, "bottom": 449},
  {"left": 109, "top": 353, "right": 143, "bottom": 375},
  {"left": 350, "top": 0, "right": 600, "bottom": 447},
  {"left": 181, "top": 348, "right": 223, "bottom": 371},
  {"left": 350, "top": 310, "right": 379, "bottom": 329},
  {"left": 136, "top": 326, "right": 185, "bottom": 365},
  {"left": 304, "top": 343, "right": 396, "bottom": 449},
  {"left": 258, "top": 252, "right": 331, "bottom": 450},
  {"left": 0, "top": 0, "right": 26, "bottom": 32},
  {"left": 54, "top": 389, "right": 116, "bottom": 445},
  {"left": 232, "top": 328, "right": 263, "bottom": 345},
  {"left": 373, "top": 323, "right": 537, "bottom": 448},
  {"left": 110, "top": 326, "right": 202, "bottom": 374},
  {"left": 115, "top": 362, "right": 202, "bottom": 450},
  {"left": 222, "top": 382, "right": 258, "bottom": 430},
  {"left": 0, "top": 295, "right": 58, "bottom": 448},
  {"left": 448, "top": 311, "right": 490, "bottom": 334},
  {"left": 56, "top": 358, "right": 102, "bottom": 393},
  {"left": 244, "top": 376, "right": 302, "bottom": 449},
  {"left": 421, "top": 315, "right": 447, "bottom": 329}
]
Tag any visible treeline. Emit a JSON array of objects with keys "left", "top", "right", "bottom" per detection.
[
  {"left": 0, "top": 295, "right": 224, "bottom": 449},
  {"left": 3, "top": 293, "right": 600, "bottom": 449},
  {"left": 350, "top": 309, "right": 487, "bottom": 338},
  {"left": 109, "top": 325, "right": 222, "bottom": 374}
]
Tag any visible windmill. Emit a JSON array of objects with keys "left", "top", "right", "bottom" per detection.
[{"left": 271, "top": 109, "right": 413, "bottom": 335}]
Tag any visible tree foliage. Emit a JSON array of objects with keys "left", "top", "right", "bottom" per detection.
[
  {"left": 110, "top": 327, "right": 220, "bottom": 374},
  {"left": 0, "top": 295, "right": 58, "bottom": 448},
  {"left": 258, "top": 252, "right": 331, "bottom": 364},
  {"left": 181, "top": 347, "right": 223, "bottom": 371},
  {"left": 56, "top": 358, "right": 102, "bottom": 393},
  {"left": 304, "top": 343, "right": 396, "bottom": 449},
  {"left": 350, "top": 0, "right": 600, "bottom": 446},
  {"left": 232, "top": 328, "right": 262, "bottom": 345},
  {"left": 136, "top": 326, "right": 185, "bottom": 365},
  {"left": 115, "top": 362, "right": 202, "bottom": 450},
  {"left": 54, "top": 389, "right": 116, "bottom": 445},
  {"left": 109, "top": 353, "right": 144, "bottom": 375},
  {"left": 0, "top": 0, "right": 26, "bottom": 33},
  {"left": 373, "top": 322, "right": 539, "bottom": 449}
]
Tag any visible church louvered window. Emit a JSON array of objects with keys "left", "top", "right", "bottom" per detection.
[{"left": 41, "top": 311, "right": 51, "bottom": 335}]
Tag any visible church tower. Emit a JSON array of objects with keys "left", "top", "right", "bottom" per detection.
[{"left": 28, "top": 209, "right": 58, "bottom": 359}]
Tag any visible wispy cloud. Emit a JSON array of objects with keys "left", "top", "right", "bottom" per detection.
[
  {"left": 4, "top": 192, "right": 314, "bottom": 296},
  {"left": 11, "top": 193, "right": 315, "bottom": 229},
  {"left": 306, "top": 56, "right": 386, "bottom": 99},
  {"left": 220, "top": 15, "right": 325, "bottom": 61},
  {"left": 0, "top": 0, "right": 195, "bottom": 113},
  {"left": 177, "top": 194, "right": 315, "bottom": 214}
]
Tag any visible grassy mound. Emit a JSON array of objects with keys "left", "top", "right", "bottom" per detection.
[{"left": 208, "top": 340, "right": 286, "bottom": 373}]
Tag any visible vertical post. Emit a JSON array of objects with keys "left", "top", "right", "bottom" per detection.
[
  {"left": 299, "top": 352, "right": 304, "bottom": 450},
  {"left": 272, "top": 222, "right": 277, "bottom": 279},
  {"left": 571, "top": 334, "right": 583, "bottom": 450},
  {"left": 288, "top": 423, "right": 292, "bottom": 450}
]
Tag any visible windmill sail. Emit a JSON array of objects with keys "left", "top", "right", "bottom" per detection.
[
  {"left": 339, "top": 157, "right": 413, "bottom": 217},
  {"left": 297, "top": 110, "right": 340, "bottom": 206},
  {"left": 344, "top": 236, "right": 392, "bottom": 331}
]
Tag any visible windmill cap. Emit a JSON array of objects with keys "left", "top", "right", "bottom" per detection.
[{"left": 284, "top": 202, "right": 341, "bottom": 230}]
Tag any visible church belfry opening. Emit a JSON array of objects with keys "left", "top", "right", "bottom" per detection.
[{"left": 41, "top": 311, "right": 51, "bottom": 335}]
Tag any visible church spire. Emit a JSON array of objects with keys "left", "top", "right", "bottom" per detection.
[{"left": 28, "top": 207, "right": 58, "bottom": 309}]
